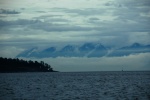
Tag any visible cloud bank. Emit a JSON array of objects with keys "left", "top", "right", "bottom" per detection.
[{"left": 20, "top": 53, "right": 150, "bottom": 72}]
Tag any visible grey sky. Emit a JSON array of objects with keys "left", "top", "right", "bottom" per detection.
[{"left": 0, "top": 0, "right": 150, "bottom": 71}]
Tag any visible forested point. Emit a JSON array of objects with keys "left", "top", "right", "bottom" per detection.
[{"left": 0, "top": 57, "right": 57, "bottom": 73}]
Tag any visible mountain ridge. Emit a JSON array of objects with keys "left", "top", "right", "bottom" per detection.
[{"left": 16, "top": 42, "right": 150, "bottom": 58}]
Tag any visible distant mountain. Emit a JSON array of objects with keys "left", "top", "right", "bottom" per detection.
[
  {"left": 59, "top": 45, "right": 78, "bottom": 57},
  {"left": 89, "top": 43, "right": 108, "bottom": 57},
  {"left": 17, "top": 43, "right": 108, "bottom": 58},
  {"left": 40, "top": 47, "right": 57, "bottom": 58},
  {"left": 108, "top": 43, "right": 150, "bottom": 57},
  {"left": 78, "top": 43, "right": 107, "bottom": 57},
  {"left": 16, "top": 47, "right": 39, "bottom": 58},
  {"left": 16, "top": 42, "right": 150, "bottom": 58},
  {"left": 79, "top": 43, "right": 96, "bottom": 57}
]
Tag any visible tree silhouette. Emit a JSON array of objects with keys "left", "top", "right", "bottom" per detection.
[{"left": 0, "top": 57, "right": 57, "bottom": 72}]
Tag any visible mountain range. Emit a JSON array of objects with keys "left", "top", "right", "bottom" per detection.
[{"left": 16, "top": 43, "right": 150, "bottom": 58}]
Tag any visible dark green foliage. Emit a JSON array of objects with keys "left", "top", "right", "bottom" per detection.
[{"left": 0, "top": 57, "right": 56, "bottom": 73}]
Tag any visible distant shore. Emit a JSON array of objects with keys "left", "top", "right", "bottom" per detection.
[{"left": 0, "top": 57, "right": 57, "bottom": 73}]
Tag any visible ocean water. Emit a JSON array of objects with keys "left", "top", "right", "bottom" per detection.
[{"left": 0, "top": 71, "right": 150, "bottom": 100}]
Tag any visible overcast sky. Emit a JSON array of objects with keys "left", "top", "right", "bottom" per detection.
[{"left": 0, "top": 0, "right": 150, "bottom": 71}]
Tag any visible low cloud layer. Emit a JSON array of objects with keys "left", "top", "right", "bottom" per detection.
[{"left": 21, "top": 53, "right": 150, "bottom": 72}]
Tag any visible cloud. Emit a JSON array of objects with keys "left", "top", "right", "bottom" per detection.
[
  {"left": 33, "top": 15, "right": 63, "bottom": 19},
  {"left": 104, "top": 1, "right": 122, "bottom": 8},
  {"left": 0, "top": 9, "right": 20, "bottom": 14},
  {"left": 0, "top": 19, "right": 149, "bottom": 48},
  {"left": 51, "top": 8, "right": 106, "bottom": 16},
  {"left": 0, "top": 19, "right": 40, "bottom": 28},
  {"left": 89, "top": 17, "right": 100, "bottom": 21},
  {"left": 119, "top": 0, "right": 150, "bottom": 8},
  {"left": 33, "top": 15, "right": 70, "bottom": 23},
  {"left": 35, "top": 11, "right": 46, "bottom": 13},
  {"left": 21, "top": 53, "right": 150, "bottom": 72},
  {"left": 0, "top": 19, "right": 102, "bottom": 32}
]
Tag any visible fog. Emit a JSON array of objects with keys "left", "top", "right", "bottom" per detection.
[{"left": 21, "top": 53, "right": 150, "bottom": 72}]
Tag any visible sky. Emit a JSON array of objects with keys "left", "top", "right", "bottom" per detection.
[{"left": 0, "top": 0, "right": 150, "bottom": 71}]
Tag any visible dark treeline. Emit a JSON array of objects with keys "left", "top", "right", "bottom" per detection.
[{"left": 0, "top": 57, "right": 57, "bottom": 73}]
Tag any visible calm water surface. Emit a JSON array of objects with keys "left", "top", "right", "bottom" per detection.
[{"left": 0, "top": 71, "right": 150, "bottom": 100}]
